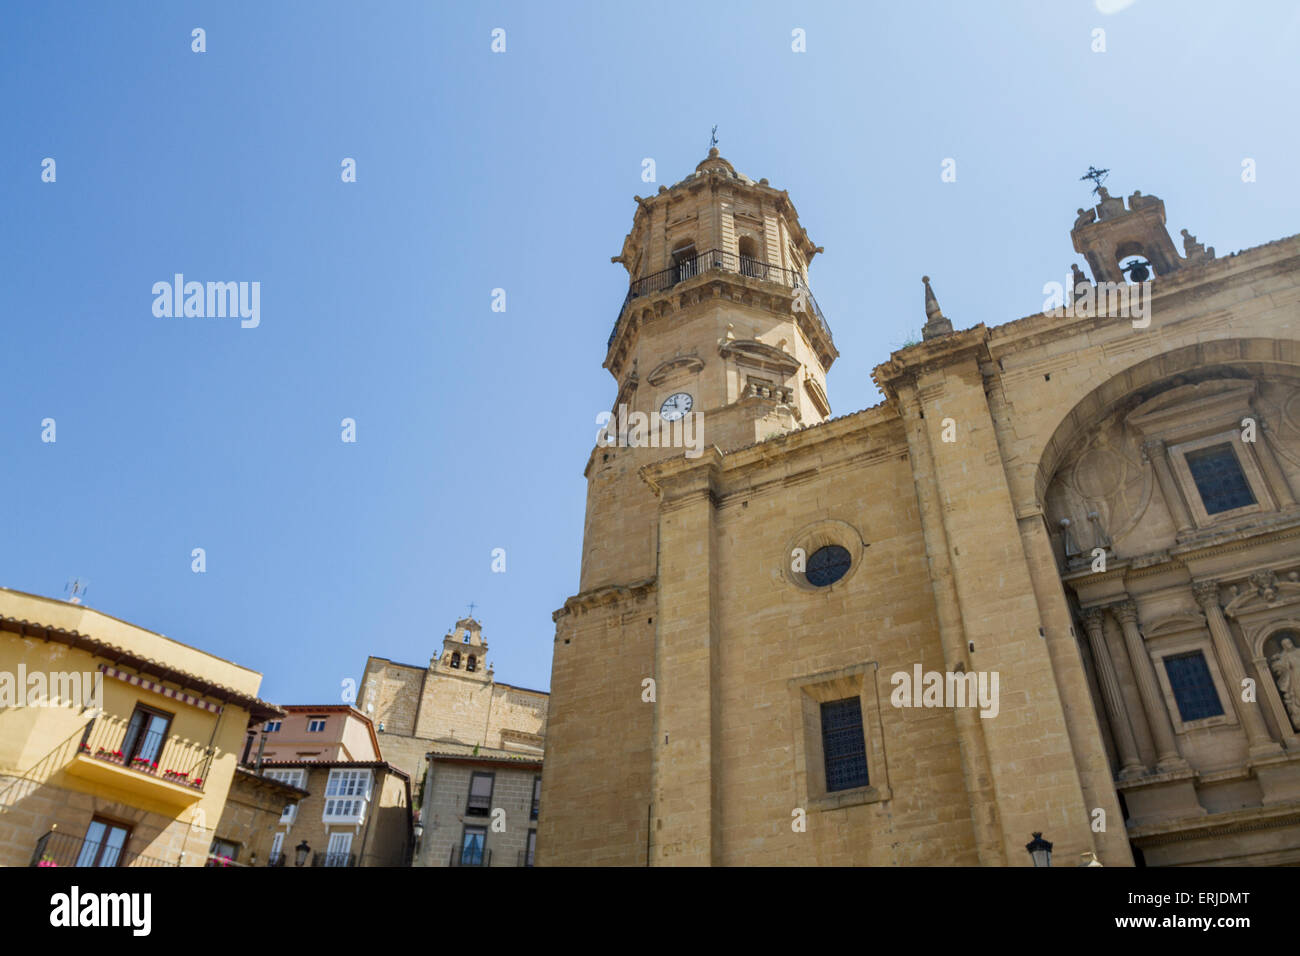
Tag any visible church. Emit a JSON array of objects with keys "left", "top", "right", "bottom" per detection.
[{"left": 536, "top": 149, "right": 1300, "bottom": 866}]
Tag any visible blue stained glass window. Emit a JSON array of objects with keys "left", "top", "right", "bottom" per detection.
[
  {"left": 1184, "top": 444, "right": 1255, "bottom": 515},
  {"left": 821, "top": 697, "right": 869, "bottom": 792},
  {"left": 1163, "top": 651, "right": 1224, "bottom": 722},
  {"left": 806, "top": 545, "right": 852, "bottom": 587}
]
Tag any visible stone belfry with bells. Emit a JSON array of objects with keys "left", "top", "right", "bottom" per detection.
[
  {"left": 1070, "top": 183, "right": 1217, "bottom": 284},
  {"left": 581, "top": 147, "right": 838, "bottom": 593}
]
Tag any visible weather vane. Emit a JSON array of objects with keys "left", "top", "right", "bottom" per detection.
[
  {"left": 710, "top": 125, "right": 718, "bottom": 150},
  {"left": 1079, "top": 165, "right": 1110, "bottom": 195}
]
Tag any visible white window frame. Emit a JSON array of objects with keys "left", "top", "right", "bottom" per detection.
[
  {"left": 322, "top": 768, "right": 373, "bottom": 823},
  {"left": 325, "top": 831, "right": 353, "bottom": 867},
  {"left": 306, "top": 717, "right": 327, "bottom": 733},
  {"left": 269, "top": 831, "right": 284, "bottom": 863},
  {"left": 263, "top": 768, "right": 306, "bottom": 823}
]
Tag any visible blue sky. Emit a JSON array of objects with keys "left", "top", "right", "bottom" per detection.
[{"left": 3, "top": 0, "right": 1297, "bottom": 705}]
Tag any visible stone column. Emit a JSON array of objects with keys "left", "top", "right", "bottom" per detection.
[
  {"left": 1142, "top": 439, "right": 1195, "bottom": 534},
  {"left": 1081, "top": 608, "right": 1145, "bottom": 777},
  {"left": 1252, "top": 420, "right": 1297, "bottom": 508},
  {"left": 1111, "top": 600, "right": 1186, "bottom": 770},
  {"left": 1193, "top": 581, "right": 1281, "bottom": 756}
]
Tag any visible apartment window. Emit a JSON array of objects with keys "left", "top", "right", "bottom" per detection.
[
  {"left": 1184, "top": 444, "right": 1256, "bottom": 515},
  {"left": 466, "top": 772, "right": 494, "bottom": 816},
  {"left": 1164, "top": 651, "right": 1225, "bottom": 723},
  {"left": 323, "top": 832, "right": 353, "bottom": 867},
  {"left": 269, "top": 831, "right": 285, "bottom": 866},
  {"left": 263, "top": 768, "right": 305, "bottom": 823},
  {"left": 306, "top": 717, "right": 327, "bottom": 733},
  {"left": 264, "top": 720, "right": 282, "bottom": 733},
  {"left": 76, "top": 818, "right": 131, "bottom": 867},
  {"left": 121, "top": 704, "right": 173, "bottom": 770},
  {"left": 820, "top": 697, "right": 870, "bottom": 792},
  {"left": 531, "top": 776, "right": 541, "bottom": 819},
  {"left": 323, "top": 768, "right": 372, "bottom": 821},
  {"left": 525, "top": 829, "right": 536, "bottom": 867},
  {"left": 461, "top": 827, "right": 486, "bottom": 866},
  {"left": 207, "top": 838, "right": 239, "bottom": 866}
]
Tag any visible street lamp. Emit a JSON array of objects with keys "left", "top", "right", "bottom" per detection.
[
  {"left": 1025, "top": 832, "right": 1053, "bottom": 868},
  {"left": 294, "top": 840, "right": 311, "bottom": 867}
]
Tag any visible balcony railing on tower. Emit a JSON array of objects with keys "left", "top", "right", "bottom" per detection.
[{"left": 608, "top": 247, "right": 831, "bottom": 349}]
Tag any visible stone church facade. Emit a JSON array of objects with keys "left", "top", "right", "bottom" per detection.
[
  {"left": 359, "top": 618, "right": 547, "bottom": 791},
  {"left": 537, "top": 149, "right": 1300, "bottom": 866}
]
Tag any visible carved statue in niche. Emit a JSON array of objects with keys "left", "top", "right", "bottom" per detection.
[{"left": 1268, "top": 634, "right": 1300, "bottom": 731}]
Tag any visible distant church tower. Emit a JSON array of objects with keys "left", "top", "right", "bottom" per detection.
[{"left": 582, "top": 148, "right": 837, "bottom": 592}]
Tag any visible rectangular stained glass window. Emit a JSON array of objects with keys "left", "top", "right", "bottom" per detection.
[
  {"left": 1163, "top": 651, "right": 1224, "bottom": 723},
  {"left": 1184, "top": 444, "right": 1255, "bottom": 515},
  {"left": 821, "top": 697, "right": 869, "bottom": 792}
]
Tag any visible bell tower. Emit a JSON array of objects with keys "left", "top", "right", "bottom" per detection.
[
  {"left": 581, "top": 149, "right": 838, "bottom": 591},
  {"left": 1070, "top": 185, "right": 1216, "bottom": 283},
  {"left": 433, "top": 617, "right": 491, "bottom": 681}
]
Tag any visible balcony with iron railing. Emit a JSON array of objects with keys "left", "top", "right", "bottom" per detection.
[
  {"left": 449, "top": 845, "right": 492, "bottom": 867},
  {"left": 311, "top": 851, "right": 356, "bottom": 868},
  {"left": 608, "top": 248, "right": 832, "bottom": 350},
  {"left": 266, "top": 852, "right": 287, "bottom": 867},
  {"left": 67, "top": 714, "right": 213, "bottom": 807},
  {"left": 29, "top": 829, "right": 177, "bottom": 868},
  {"left": 517, "top": 848, "right": 535, "bottom": 867}
]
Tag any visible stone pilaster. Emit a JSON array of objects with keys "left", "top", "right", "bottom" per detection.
[
  {"left": 649, "top": 453, "right": 723, "bottom": 866},
  {"left": 897, "top": 380, "right": 1006, "bottom": 865},
  {"left": 1142, "top": 440, "right": 1195, "bottom": 534},
  {"left": 1253, "top": 420, "right": 1297, "bottom": 508},
  {"left": 1080, "top": 608, "right": 1145, "bottom": 777}
]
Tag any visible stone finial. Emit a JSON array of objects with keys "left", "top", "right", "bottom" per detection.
[
  {"left": 921, "top": 276, "right": 954, "bottom": 340},
  {"left": 1180, "top": 227, "right": 1216, "bottom": 265}
]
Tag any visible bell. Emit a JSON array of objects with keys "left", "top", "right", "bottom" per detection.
[{"left": 1126, "top": 260, "right": 1151, "bottom": 282}]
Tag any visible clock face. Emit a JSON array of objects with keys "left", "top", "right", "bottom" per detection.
[{"left": 660, "top": 392, "right": 693, "bottom": 422}]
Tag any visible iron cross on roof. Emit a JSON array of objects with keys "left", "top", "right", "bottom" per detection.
[
  {"left": 1080, "top": 166, "right": 1110, "bottom": 196},
  {"left": 466, "top": 602, "right": 477, "bottom": 618}
]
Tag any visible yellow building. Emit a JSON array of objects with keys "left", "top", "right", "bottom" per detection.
[
  {"left": 539, "top": 151, "right": 1300, "bottom": 866},
  {"left": 0, "top": 587, "right": 282, "bottom": 867}
]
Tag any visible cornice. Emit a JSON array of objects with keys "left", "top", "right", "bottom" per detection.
[
  {"left": 552, "top": 577, "right": 658, "bottom": 622},
  {"left": 605, "top": 270, "right": 836, "bottom": 378},
  {"left": 870, "top": 326, "right": 990, "bottom": 398}
]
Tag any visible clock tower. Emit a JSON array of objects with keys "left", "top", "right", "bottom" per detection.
[{"left": 580, "top": 149, "right": 837, "bottom": 592}]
